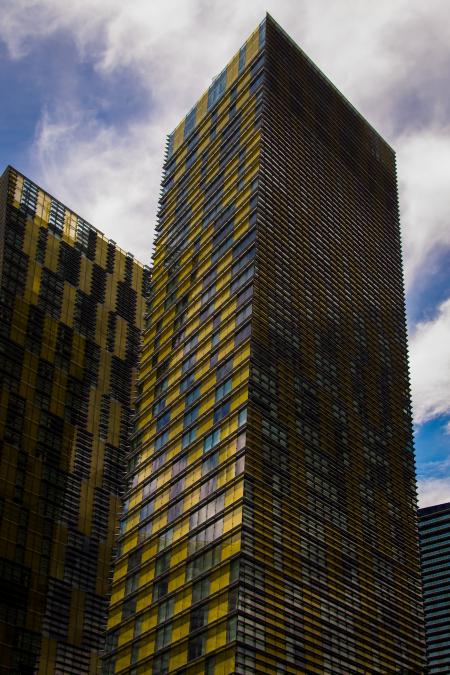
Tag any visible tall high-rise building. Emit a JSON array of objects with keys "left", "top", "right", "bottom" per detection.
[
  {"left": 419, "top": 502, "right": 450, "bottom": 672},
  {"left": 104, "top": 15, "right": 426, "bottom": 674},
  {"left": 0, "top": 166, "right": 150, "bottom": 674}
]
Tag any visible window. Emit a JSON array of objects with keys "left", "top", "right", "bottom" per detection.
[
  {"left": 158, "top": 528, "right": 173, "bottom": 552},
  {"left": 138, "top": 521, "right": 152, "bottom": 543},
  {"left": 182, "top": 353, "right": 196, "bottom": 374},
  {"left": 186, "top": 545, "right": 221, "bottom": 581},
  {"left": 228, "top": 587, "right": 238, "bottom": 611},
  {"left": 233, "top": 248, "right": 255, "bottom": 276},
  {"left": 211, "top": 234, "right": 233, "bottom": 264},
  {"left": 155, "top": 622, "right": 172, "bottom": 650},
  {"left": 237, "top": 285, "right": 253, "bottom": 307},
  {"left": 180, "top": 374, "right": 195, "bottom": 393},
  {"left": 185, "top": 386, "right": 200, "bottom": 406},
  {"left": 200, "top": 303, "right": 215, "bottom": 323},
  {"left": 217, "top": 358, "right": 232, "bottom": 381},
  {"left": 200, "top": 476, "right": 217, "bottom": 499},
  {"left": 213, "top": 220, "right": 234, "bottom": 247},
  {"left": 202, "top": 284, "right": 216, "bottom": 305},
  {"left": 214, "top": 401, "right": 230, "bottom": 424},
  {"left": 186, "top": 150, "right": 197, "bottom": 170},
  {"left": 230, "top": 557, "right": 240, "bottom": 582},
  {"left": 184, "top": 405, "right": 199, "bottom": 428},
  {"left": 233, "top": 229, "right": 256, "bottom": 259},
  {"left": 128, "top": 549, "right": 142, "bottom": 572},
  {"left": 208, "top": 69, "right": 226, "bottom": 110},
  {"left": 259, "top": 20, "right": 266, "bottom": 47},
  {"left": 155, "top": 377, "right": 168, "bottom": 396},
  {"left": 238, "top": 408, "right": 247, "bottom": 426},
  {"left": 153, "top": 451, "right": 167, "bottom": 471},
  {"left": 189, "top": 518, "right": 224, "bottom": 553},
  {"left": 155, "top": 431, "right": 168, "bottom": 451},
  {"left": 205, "top": 656, "right": 216, "bottom": 675},
  {"left": 167, "top": 499, "right": 183, "bottom": 523},
  {"left": 152, "top": 651, "right": 170, "bottom": 675},
  {"left": 156, "top": 411, "right": 170, "bottom": 431},
  {"left": 184, "top": 334, "right": 198, "bottom": 354},
  {"left": 231, "top": 265, "right": 254, "bottom": 294},
  {"left": 203, "top": 268, "right": 217, "bottom": 288},
  {"left": 183, "top": 427, "right": 198, "bottom": 449},
  {"left": 190, "top": 494, "right": 225, "bottom": 530},
  {"left": 235, "top": 322, "right": 251, "bottom": 346},
  {"left": 202, "top": 452, "right": 219, "bottom": 476},
  {"left": 133, "top": 614, "right": 144, "bottom": 639},
  {"left": 158, "top": 596, "right": 175, "bottom": 623},
  {"left": 140, "top": 501, "right": 154, "bottom": 522},
  {"left": 130, "top": 643, "right": 139, "bottom": 665},
  {"left": 143, "top": 479, "right": 156, "bottom": 499},
  {"left": 155, "top": 551, "right": 171, "bottom": 577},
  {"left": 153, "top": 576, "right": 169, "bottom": 601},
  {"left": 184, "top": 105, "right": 197, "bottom": 138},
  {"left": 170, "top": 477, "right": 185, "bottom": 500},
  {"left": 227, "top": 616, "right": 237, "bottom": 642},
  {"left": 204, "top": 429, "right": 221, "bottom": 452},
  {"left": 192, "top": 576, "right": 211, "bottom": 602},
  {"left": 249, "top": 72, "right": 264, "bottom": 96},
  {"left": 122, "top": 597, "right": 136, "bottom": 619},
  {"left": 190, "top": 604, "right": 208, "bottom": 631},
  {"left": 39, "top": 268, "right": 63, "bottom": 319},
  {"left": 172, "top": 453, "right": 187, "bottom": 477},
  {"left": 238, "top": 44, "right": 246, "bottom": 73},
  {"left": 125, "top": 573, "right": 139, "bottom": 595},
  {"left": 188, "top": 634, "right": 206, "bottom": 661},
  {"left": 236, "top": 304, "right": 252, "bottom": 326}
]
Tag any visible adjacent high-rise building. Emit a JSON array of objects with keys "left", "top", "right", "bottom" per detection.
[
  {"left": 104, "top": 15, "right": 426, "bottom": 673},
  {"left": 0, "top": 166, "right": 150, "bottom": 674},
  {"left": 419, "top": 502, "right": 450, "bottom": 672}
]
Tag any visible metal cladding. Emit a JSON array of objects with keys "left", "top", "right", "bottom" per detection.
[
  {"left": 419, "top": 502, "right": 450, "bottom": 672},
  {"left": 104, "top": 15, "right": 426, "bottom": 674},
  {"left": 0, "top": 167, "right": 149, "bottom": 674}
]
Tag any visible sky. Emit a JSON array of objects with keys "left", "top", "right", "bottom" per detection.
[{"left": 0, "top": 0, "right": 449, "bottom": 507}]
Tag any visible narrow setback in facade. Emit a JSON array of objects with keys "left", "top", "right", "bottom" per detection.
[
  {"left": 419, "top": 502, "right": 450, "bottom": 673},
  {"left": 104, "top": 15, "right": 426, "bottom": 673},
  {"left": 0, "top": 166, "right": 150, "bottom": 674}
]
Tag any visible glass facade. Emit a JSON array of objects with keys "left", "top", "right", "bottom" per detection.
[
  {"left": 104, "top": 14, "right": 426, "bottom": 674},
  {"left": 0, "top": 167, "right": 149, "bottom": 674},
  {"left": 419, "top": 502, "right": 450, "bottom": 672}
]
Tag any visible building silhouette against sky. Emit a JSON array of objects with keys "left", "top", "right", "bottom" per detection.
[
  {"left": 103, "top": 15, "right": 426, "bottom": 674},
  {"left": 0, "top": 167, "right": 149, "bottom": 674},
  {"left": 419, "top": 502, "right": 450, "bottom": 672}
]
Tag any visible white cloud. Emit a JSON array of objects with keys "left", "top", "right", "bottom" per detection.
[
  {"left": 33, "top": 106, "right": 165, "bottom": 264},
  {"left": 418, "top": 476, "right": 450, "bottom": 508},
  {"left": 397, "top": 128, "right": 450, "bottom": 289},
  {"left": 409, "top": 297, "right": 450, "bottom": 424}
]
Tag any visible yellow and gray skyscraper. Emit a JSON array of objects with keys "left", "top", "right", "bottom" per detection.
[
  {"left": 104, "top": 16, "right": 426, "bottom": 674},
  {"left": 0, "top": 166, "right": 149, "bottom": 673}
]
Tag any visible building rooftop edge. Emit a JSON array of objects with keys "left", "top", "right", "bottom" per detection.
[
  {"left": 265, "top": 13, "right": 394, "bottom": 154},
  {"left": 2, "top": 164, "right": 150, "bottom": 270},
  {"left": 165, "top": 13, "right": 394, "bottom": 156}
]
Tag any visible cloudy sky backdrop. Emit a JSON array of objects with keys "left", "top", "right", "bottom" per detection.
[{"left": 1, "top": 0, "right": 449, "bottom": 506}]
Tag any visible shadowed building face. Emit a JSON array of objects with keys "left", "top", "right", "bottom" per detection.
[
  {"left": 419, "top": 502, "right": 450, "bottom": 673},
  {"left": 0, "top": 166, "right": 150, "bottom": 674},
  {"left": 104, "top": 15, "right": 426, "bottom": 674}
]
